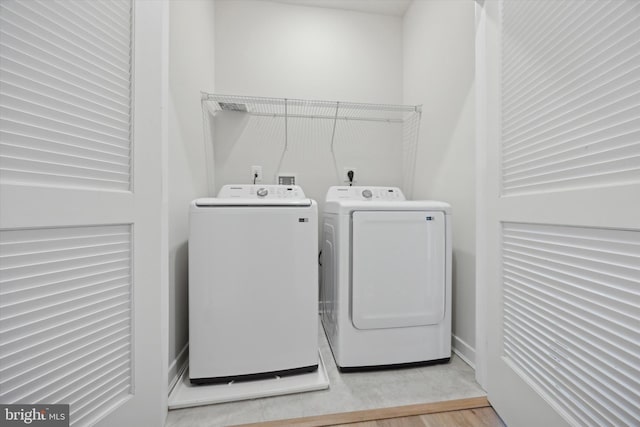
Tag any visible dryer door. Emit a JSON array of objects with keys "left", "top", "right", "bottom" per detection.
[{"left": 351, "top": 210, "right": 445, "bottom": 329}]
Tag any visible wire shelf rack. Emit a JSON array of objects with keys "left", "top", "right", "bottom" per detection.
[{"left": 202, "top": 93, "right": 421, "bottom": 123}]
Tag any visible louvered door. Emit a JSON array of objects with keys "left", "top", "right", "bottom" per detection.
[
  {"left": 0, "top": 1, "right": 166, "bottom": 426},
  {"left": 478, "top": 1, "right": 640, "bottom": 426}
]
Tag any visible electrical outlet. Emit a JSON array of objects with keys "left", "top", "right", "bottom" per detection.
[
  {"left": 251, "top": 165, "right": 263, "bottom": 183},
  {"left": 343, "top": 167, "right": 357, "bottom": 184}
]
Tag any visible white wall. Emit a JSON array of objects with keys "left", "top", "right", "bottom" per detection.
[
  {"left": 212, "top": 0, "right": 405, "bottom": 206},
  {"left": 168, "top": 0, "right": 215, "bottom": 387},
  {"left": 403, "top": 0, "right": 477, "bottom": 364},
  {"left": 215, "top": 0, "right": 402, "bottom": 103}
]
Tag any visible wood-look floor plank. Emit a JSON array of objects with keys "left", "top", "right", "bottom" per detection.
[
  {"left": 377, "top": 416, "right": 427, "bottom": 427},
  {"left": 333, "top": 422, "right": 381, "bottom": 427},
  {"left": 422, "top": 411, "right": 475, "bottom": 427},
  {"left": 468, "top": 407, "right": 507, "bottom": 426},
  {"left": 420, "top": 407, "right": 505, "bottom": 427},
  {"left": 333, "top": 407, "right": 505, "bottom": 427},
  {"left": 230, "top": 396, "right": 491, "bottom": 427}
]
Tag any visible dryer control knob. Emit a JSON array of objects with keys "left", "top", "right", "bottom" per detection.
[
  {"left": 362, "top": 189, "right": 373, "bottom": 199},
  {"left": 257, "top": 188, "right": 269, "bottom": 197}
]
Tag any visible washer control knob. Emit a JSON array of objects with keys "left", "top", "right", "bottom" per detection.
[
  {"left": 257, "top": 188, "right": 268, "bottom": 197},
  {"left": 362, "top": 189, "right": 373, "bottom": 199}
]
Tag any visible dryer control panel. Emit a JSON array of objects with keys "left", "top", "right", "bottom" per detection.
[
  {"left": 325, "top": 186, "right": 405, "bottom": 202},
  {"left": 218, "top": 184, "right": 306, "bottom": 199}
]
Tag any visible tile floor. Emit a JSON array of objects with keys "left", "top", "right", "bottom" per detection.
[{"left": 165, "top": 328, "right": 486, "bottom": 427}]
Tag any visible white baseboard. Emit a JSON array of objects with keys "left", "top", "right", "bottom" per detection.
[
  {"left": 452, "top": 334, "right": 475, "bottom": 369},
  {"left": 168, "top": 343, "right": 189, "bottom": 394}
]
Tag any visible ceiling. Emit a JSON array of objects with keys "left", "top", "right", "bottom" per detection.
[{"left": 268, "top": 0, "right": 413, "bottom": 17}]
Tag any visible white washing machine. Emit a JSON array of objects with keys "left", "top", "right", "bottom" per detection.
[
  {"left": 189, "top": 185, "right": 318, "bottom": 384},
  {"left": 321, "top": 186, "right": 452, "bottom": 370}
]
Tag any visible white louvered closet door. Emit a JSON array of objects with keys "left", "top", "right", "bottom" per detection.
[
  {"left": 0, "top": 1, "right": 166, "bottom": 426},
  {"left": 478, "top": 1, "right": 640, "bottom": 427}
]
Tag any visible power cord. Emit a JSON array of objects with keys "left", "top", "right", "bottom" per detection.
[{"left": 253, "top": 172, "right": 258, "bottom": 184}]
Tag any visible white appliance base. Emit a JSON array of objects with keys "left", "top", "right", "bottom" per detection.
[{"left": 168, "top": 352, "right": 329, "bottom": 409}]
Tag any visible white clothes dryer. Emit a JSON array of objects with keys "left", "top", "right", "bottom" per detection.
[
  {"left": 189, "top": 185, "right": 318, "bottom": 384},
  {"left": 321, "top": 186, "right": 452, "bottom": 370}
]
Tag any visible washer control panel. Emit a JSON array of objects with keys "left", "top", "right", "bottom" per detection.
[
  {"left": 218, "top": 185, "right": 306, "bottom": 199},
  {"left": 325, "top": 186, "right": 405, "bottom": 201}
]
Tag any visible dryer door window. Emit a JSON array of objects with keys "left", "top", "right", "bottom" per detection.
[{"left": 351, "top": 210, "right": 446, "bottom": 330}]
